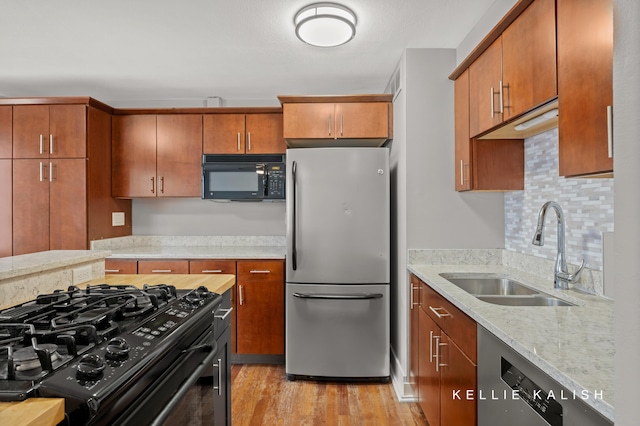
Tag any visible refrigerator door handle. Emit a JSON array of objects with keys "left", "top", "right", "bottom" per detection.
[
  {"left": 292, "top": 292, "right": 383, "bottom": 300},
  {"left": 291, "top": 160, "right": 298, "bottom": 271}
]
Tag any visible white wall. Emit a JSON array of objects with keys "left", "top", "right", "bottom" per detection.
[
  {"left": 613, "top": 0, "right": 640, "bottom": 423},
  {"left": 132, "top": 198, "right": 286, "bottom": 235},
  {"left": 388, "top": 48, "right": 505, "bottom": 399}
]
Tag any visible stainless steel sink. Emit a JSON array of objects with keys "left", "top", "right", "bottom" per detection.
[
  {"left": 440, "top": 277, "right": 539, "bottom": 296},
  {"left": 475, "top": 295, "right": 575, "bottom": 307},
  {"left": 439, "top": 274, "right": 575, "bottom": 307}
]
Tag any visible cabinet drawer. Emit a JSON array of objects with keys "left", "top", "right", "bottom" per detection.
[
  {"left": 420, "top": 282, "right": 476, "bottom": 363},
  {"left": 189, "top": 260, "right": 236, "bottom": 274},
  {"left": 105, "top": 259, "right": 138, "bottom": 274},
  {"left": 137, "top": 260, "right": 189, "bottom": 274},
  {"left": 237, "top": 260, "right": 284, "bottom": 282}
]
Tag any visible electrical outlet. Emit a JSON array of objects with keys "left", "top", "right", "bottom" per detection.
[
  {"left": 73, "top": 266, "right": 93, "bottom": 285},
  {"left": 112, "top": 212, "right": 125, "bottom": 227}
]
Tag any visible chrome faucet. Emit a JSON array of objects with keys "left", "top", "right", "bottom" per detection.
[{"left": 532, "top": 201, "right": 584, "bottom": 289}]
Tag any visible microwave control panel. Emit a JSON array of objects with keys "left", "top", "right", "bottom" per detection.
[{"left": 267, "top": 165, "right": 286, "bottom": 198}]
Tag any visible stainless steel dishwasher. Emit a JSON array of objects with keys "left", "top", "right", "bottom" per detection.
[{"left": 477, "top": 325, "right": 612, "bottom": 426}]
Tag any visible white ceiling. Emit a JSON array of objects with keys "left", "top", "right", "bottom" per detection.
[{"left": 0, "top": 0, "right": 496, "bottom": 107}]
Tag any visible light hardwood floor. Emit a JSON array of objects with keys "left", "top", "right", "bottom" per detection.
[{"left": 231, "top": 364, "right": 427, "bottom": 425}]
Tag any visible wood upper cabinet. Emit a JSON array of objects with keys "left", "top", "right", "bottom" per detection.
[
  {"left": 203, "top": 113, "right": 285, "bottom": 154},
  {"left": 235, "top": 260, "right": 284, "bottom": 355},
  {"left": 414, "top": 275, "right": 476, "bottom": 426},
  {"left": 501, "top": 0, "right": 557, "bottom": 120},
  {"left": 0, "top": 159, "right": 11, "bottom": 257},
  {"left": 112, "top": 114, "right": 202, "bottom": 198},
  {"left": 13, "top": 104, "right": 87, "bottom": 158},
  {"left": 0, "top": 106, "right": 11, "bottom": 159},
  {"left": 557, "top": 0, "right": 613, "bottom": 177},
  {"left": 454, "top": 70, "right": 472, "bottom": 191},
  {"left": 469, "top": 0, "right": 556, "bottom": 137},
  {"left": 282, "top": 102, "right": 390, "bottom": 141}
]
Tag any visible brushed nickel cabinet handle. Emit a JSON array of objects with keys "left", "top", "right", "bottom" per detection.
[
  {"left": 201, "top": 269, "right": 223, "bottom": 273},
  {"left": 237, "top": 132, "right": 241, "bottom": 151},
  {"left": 340, "top": 114, "right": 344, "bottom": 136},
  {"left": 247, "top": 132, "right": 251, "bottom": 151},
  {"left": 151, "top": 269, "right": 172, "bottom": 273},
  {"left": 39, "top": 162, "right": 44, "bottom": 182},
  {"left": 150, "top": 177, "right": 155, "bottom": 194},
  {"left": 328, "top": 114, "right": 332, "bottom": 136},
  {"left": 438, "top": 341, "right": 448, "bottom": 370},
  {"left": 460, "top": 160, "right": 464, "bottom": 186},
  {"left": 104, "top": 269, "right": 120, "bottom": 273},
  {"left": 490, "top": 86, "right": 495, "bottom": 118},
  {"left": 160, "top": 176, "right": 165, "bottom": 194},
  {"left": 607, "top": 105, "right": 613, "bottom": 158},
  {"left": 49, "top": 162, "right": 53, "bottom": 182},
  {"left": 429, "top": 306, "right": 450, "bottom": 318},
  {"left": 39, "top": 134, "right": 44, "bottom": 155},
  {"left": 213, "top": 358, "right": 222, "bottom": 396},
  {"left": 239, "top": 285, "right": 244, "bottom": 306},
  {"left": 249, "top": 270, "right": 271, "bottom": 274},
  {"left": 429, "top": 330, "right": 434, "bottom": 363},
  {"left": 49, "top": 134, "right": 54, "bottom": 155},
  {"left": 499, "top": 80, "right": 504, "bottom": 114},
  {"left": 434, "top": 335, "right": 441, "bottom": 372}
]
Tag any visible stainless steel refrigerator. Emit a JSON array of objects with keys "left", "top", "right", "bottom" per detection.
[{"left": 285, "top": 147, "right": 390, "bottom": 381}]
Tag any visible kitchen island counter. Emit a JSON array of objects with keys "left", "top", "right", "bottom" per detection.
[{"left": 409, "top": 255, "right": 614, "bottom": 423}]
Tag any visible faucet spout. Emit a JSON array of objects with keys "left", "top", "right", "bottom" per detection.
[{"left": 531, "top": 201, "right": 585, "bottom": 289}]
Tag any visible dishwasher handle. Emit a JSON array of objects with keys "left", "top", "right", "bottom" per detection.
[{"left": 292, "top": 292, "right": 383, "bottom": 300}]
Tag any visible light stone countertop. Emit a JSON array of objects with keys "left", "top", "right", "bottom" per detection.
[
  {"left": 408, "top": 262, "right": 614, "bottom": 423},
  {"left": 107, "top": 245, "right": 286, "bottom": 260},
  {"left": 0, "top": 250, "right": 111, "bottom": 281}
]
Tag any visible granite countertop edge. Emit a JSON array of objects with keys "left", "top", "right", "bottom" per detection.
[
  {"left": 0, "top": 250, "right": 112, "bottom": 281},
  {"left": 107, "top": 245, "right": 286, "bottom": 260},
  {"left": 408, "top": 263, "right": 614, "bottom": 423}
]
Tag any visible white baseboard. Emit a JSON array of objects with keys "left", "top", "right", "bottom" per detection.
[{"left": 390, "top": 348, "right": 418, "bottom": 402}]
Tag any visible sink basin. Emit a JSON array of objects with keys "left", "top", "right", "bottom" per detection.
[
  {"left": 475, "top": 295, "right": 575, "bottom": 307},
  {"left": 439, "top": 274, "right": 575, "bottom": 307},
  {"left": 439, "top": 277, "right": 539, "bottom": 296}
]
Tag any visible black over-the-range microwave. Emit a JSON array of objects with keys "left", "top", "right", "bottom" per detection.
[{"left": 202, "top": 154, "right": 286, "bottom": 201}]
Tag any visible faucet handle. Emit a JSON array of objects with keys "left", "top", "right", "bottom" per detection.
[{"left": 557, "top": 259, "right": 585, "bottom": 284}]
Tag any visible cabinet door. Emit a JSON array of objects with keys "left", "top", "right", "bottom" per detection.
[
  {"left": 236, "top": 260, "right": 284, "bottom": 354},
  {"left": 137, "top": 260, "right": 189, "bottom": 274},
  {"left": 49, "top": 159, "right": 87, "bottom": 250},
  {"left": 335, "top": 103, "right": 389, "bottom": 139},
  {"left": 282, "top": 103, "right": 335, "bottom": 139},
  {"left": 245, "top": 113, "right": 285, "bottom": 154},
  {"left": 49, "top": 105, "right": 87, "bottom": 158},
  {"left": 440, "top": 335, "right": 476, "bottom": 426},
  {"left": 418, "top": 308, "right": 440, "bottom": 426},
  {"left": 469, "top": 38, "right": 503, "bottom": 137},
  {"left": 502, "top": 0, "right": 557, "bottom": 120},
  {"left": 0, "top": 159, "right": 11, "bottom": 257},
  {"left": 557, "top": 0, "right": 613, "bottom": 177},
  {"left": 454, "top": 70, "right": 472, "bottom": 191},
  {"left": 156, "top": 115, "right": 202, "bottom": 197},
  {"left": 13, "top": 105, "right": 49, "bottom": 158},
  {"left": 105, "top": 259, "right": 138, "bottom": 274},
  {"left": 0, "top": 106, "right": 11, "bottom": 159},
  {"left": 203, "top": 114, "right": 245, "bottom": 154},
  {"left": 12, "top": 159, "right": 50, "bottom": 255},
  {"left": 112, "top": 115, "right": 157, "bottom": 198}
]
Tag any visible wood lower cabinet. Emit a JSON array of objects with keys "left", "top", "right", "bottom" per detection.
[
  {"left": 0, "top": 106, "right": 11, "bottom": 158},
  {"left": 112, "top": 114, "right": 202, "bottom": 198},
  {"left": 411, "top": 274, "right": 476, "bottom": 426},
  {"left": 557, "top": 0, "right": 613, "bottom": 177},
  {"left": 235, "top": 260, "right": 284, "bottom": 355},
  {"left": 203, "top": 113, "right": 285, "bottom": 154},
  {"left": 137, "top": 259, "right": 189, "bottom": 274}
]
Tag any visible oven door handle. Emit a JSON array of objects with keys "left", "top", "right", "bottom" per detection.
[
  {"left": 181, "top": 343, "right": 214, "bottom": 354},
  {"left": 292, "top": 292, "right": 383, "bottom": 300},
  {"left": 150, "top": 340, "right": 219, "bottom": 426}
]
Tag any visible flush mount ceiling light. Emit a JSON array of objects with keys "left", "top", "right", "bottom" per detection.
[{"left": 294, "top": 3, "right": 357, "bottom": 47}]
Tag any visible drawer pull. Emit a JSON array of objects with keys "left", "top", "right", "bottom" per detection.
[
  {"left": 429, "top": 306, "right": 450, "bottom": 318},
  {"left": 249, "top": 270, "right": 271, "bottom": 274},
  {"left": 104, "top": 269, "right": 120, "bottom": 273},
  {"left": 214, "top": 307, "right": 233, "bottom": 320},
  {"left": 213, "top": 358, "right": 223, "bottom": 396},
  {"left": 151, "top": 269, "right": 172, "bottom": 273},
  {"left": 201, "top": 269, "right": 223, "bottom": 273}
]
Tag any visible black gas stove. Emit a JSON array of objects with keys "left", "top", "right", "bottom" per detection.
[{"left": 0, "top": 283, "right": 223, "bottom": 425}]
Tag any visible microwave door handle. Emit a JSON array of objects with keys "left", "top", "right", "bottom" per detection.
[{"left": 292, "top": 161, "right": 298, "bottom": 271}]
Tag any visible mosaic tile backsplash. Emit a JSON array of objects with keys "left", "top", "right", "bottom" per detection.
[{"left": 504, "top": 128, "right": 614, "bottom": 271}]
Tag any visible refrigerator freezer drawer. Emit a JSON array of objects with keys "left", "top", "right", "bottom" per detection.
[{"left": 285, "top": 283, "right": 390, "bottom": 379}]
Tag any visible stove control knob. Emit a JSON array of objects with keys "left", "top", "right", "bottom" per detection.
[
  {"left": 76, "top": 354, "right": 106, "bottom": 380},
  {"left": 106, "top": 337, "right": 131, "bottom": 360}
]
